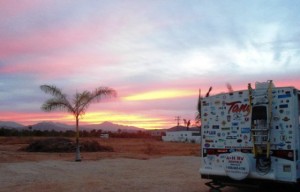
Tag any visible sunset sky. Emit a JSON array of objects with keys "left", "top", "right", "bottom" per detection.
[{"left": 1, "top": 0, "right": 300, "bottom": 129}]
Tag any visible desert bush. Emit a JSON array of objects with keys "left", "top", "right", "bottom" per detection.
[
  {"left": 144, "top": 142, "right": 160, "bottom": 155},
  {"left": 80, "top": 140, "right": 113, "bottom": 152},
  {"left": 23, "top": 138, "right": 113, "bottom": 152}
]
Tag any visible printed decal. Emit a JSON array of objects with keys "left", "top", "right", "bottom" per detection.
[
  {"left": 212, "top": 125, "right": 220, "bottom": 129},
  {"left": 203, "top": 125, "right": 209, "bottom": 129},
  {"left": 215, "top": 100, "right": 221, "bottom": 105},
  {"left": 279, "top": 104, "right": 288, "bottom": 108},
  {"left": 226, "top": 101, "right": 250, "bottom": 116},
  {"left": 226, "top": 136, "right": 237, "bottom": 140},
  {"left": 283, "top": 117, "right": 290, "bottom": 121},
  {"left": 232, "top": 122, "right": 238, "bottom": 126},
  {"left": 273, "top": 116, "right": 280, "bottom": 121},
  {"left": 233, "top": 113, "right": 242, "bottom": 121},
  {"left": 202, "top": 101, "right": 209, "bottom": 106},
  {"left": 278, "top": 94, "right": 291, "bottom": 99},
  {"left": 276, "top": 143, "right": 285, "bottom": 147},
  {"left": 241, "top": 127, "right": 250, "bottom": 134},
  {"left": 222, "top": 120, "right": 226, "bottom": 126},
  {"left": 207, "top": 131, "right": 216, "bottom": 135},
  {"left": 227, "top": 115, "right": 231, "bottom": 122}
]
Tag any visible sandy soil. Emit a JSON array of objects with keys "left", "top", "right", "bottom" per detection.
[
  {"left": 0, "top": 156, "right": 243, "bottom": 192},
  {"left": 0, "top": 137, "right": 295, "bottom": 192}
]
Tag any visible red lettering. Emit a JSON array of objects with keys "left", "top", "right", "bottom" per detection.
[{"left": 226, "top": 101, "right": 250, "bottom": 116}]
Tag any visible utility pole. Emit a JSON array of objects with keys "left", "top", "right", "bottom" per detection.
[{"left": 174, "top": 116, "right": 181, "bottom": 127}]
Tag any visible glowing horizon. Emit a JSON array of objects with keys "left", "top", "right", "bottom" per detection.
[{"left": 0, "top": 111, "right": 174, "bottom": 130}]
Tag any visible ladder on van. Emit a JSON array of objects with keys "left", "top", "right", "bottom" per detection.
[{"left": 248, "top": 80, "right": 273, "bottom": 172}]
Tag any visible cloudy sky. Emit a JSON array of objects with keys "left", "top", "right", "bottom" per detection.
[{"left": 1, "top": 0, "right": 300, "bottom": 129}]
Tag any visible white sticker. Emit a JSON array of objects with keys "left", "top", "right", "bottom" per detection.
[{"left": 224, "top": 152, "right": 250, "bottom": 180}]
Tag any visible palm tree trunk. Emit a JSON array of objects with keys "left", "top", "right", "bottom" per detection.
[{"left": 75, "top": 116, "right": 81, "bottom": 161}]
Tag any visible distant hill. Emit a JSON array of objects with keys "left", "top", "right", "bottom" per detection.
[
  {"left": 0, "top": 121, "right": 144, "bottom": 132},
  {"left": 31, "top": 121, "right": 73, "bottom": 131},
  {"left": 84, "top": 121, "right": 144, "bottom": 132},
  {"left": 0, "top": 121, "right": 25, "bottom": 129},
  {"left": 1, "top": 121, "right": 202, "bottom": 134}
]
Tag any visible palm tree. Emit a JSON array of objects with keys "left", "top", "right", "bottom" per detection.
[
  {"left": 183, "top": 119, "right": 191, "bottom": 131},
  {"left": 40, "top": 85, "right": 117, "bottom": 161}
]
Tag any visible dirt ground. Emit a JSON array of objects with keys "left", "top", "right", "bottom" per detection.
[
  {"left": 0, "top": 137, "right": 201, "bottom": 163},
  {"left": 0, "top": 137, "right": 296, "bottom": 192}
]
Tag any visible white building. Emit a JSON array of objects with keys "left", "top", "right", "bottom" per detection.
[
  {"left": 162, "top": 130, "right": 201, "bottom": 143},
  {"left": 100, "top": 133, "right": 109, "bottom": 139}
]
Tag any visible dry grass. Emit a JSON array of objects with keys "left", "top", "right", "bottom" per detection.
[{"left": 0, "top": 137, "right": 200, "bottom": 163}]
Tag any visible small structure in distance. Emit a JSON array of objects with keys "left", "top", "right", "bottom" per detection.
[{"left": 162, "top": 126, "right": 201, "bottom": 143}]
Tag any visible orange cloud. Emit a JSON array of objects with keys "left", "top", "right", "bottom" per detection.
[{"left": 123, "top": 89, "right": 197, "bottom": 101}]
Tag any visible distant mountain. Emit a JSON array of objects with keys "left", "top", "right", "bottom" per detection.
[
  {"left": 0, "top": 121, "right": 25, "bottom": 129},
  {"left": 0, "top": 120, "right": 145, "bottom": 132},
  {"left": 84, "top": 121, "right": 144, "bottom": 132},
  {"left": 31, "top": 121, "right": 73, "bottom": 131}
]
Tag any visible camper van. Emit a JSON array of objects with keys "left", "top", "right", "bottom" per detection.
[{"left": 199, "top": 81, "right": 300, "bottom": 191}]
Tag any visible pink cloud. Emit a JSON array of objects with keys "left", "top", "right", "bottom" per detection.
[
  {"left": 0, "top": 50, "right": 120, "bottom": 79},
  {"left": 0, "top": 6, "right": 128, "bottom": 80},
  {"left": 0, "top": 2, "right": 130, "bottom": 60},
  {"left": 0, "top": 21, "right": 106, "bottom": 58},
  {"left": 0, "top": 0, "right": 51, "bottom": 18}
]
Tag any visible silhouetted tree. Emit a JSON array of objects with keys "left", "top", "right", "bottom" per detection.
[
  {"left": 40, "top": 84, "right": 117, "bottom": 161},
  {"left": 226, "top": 83, "right": 234, "bottom": 93},
  {"left": 183, "top": 119, "right": 191, "bottom": 130}
]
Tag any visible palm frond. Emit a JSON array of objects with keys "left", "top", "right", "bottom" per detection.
[
  {"left": 91, "top": 87, "right": 117, "bottom": 102},
  {"left": 41, "top": 98, "right": 74, "bottom": 113},
  {"left": 74, "top": 87, "right": 117, "bottom": 116},
  {"left": 226, "top": 83, "right": 234, "bottom": 93},
  {"left": 74, "top": 91, "right": 92, "bottom": 116},
  {"left": 40, "top": 85, "right": 66, "bottom": 99},
  {"left": 205, "top": 86, "right": 212, "bottom": 97},
  {"left": 74, "top": 91, "right": 91, "bottom": 106},
  {"left": 40, "top": 85, "right": 117, "bottom": 118}
]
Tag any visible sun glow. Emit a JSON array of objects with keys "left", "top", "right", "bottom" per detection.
[
  {"left": 123, "top": 89, "right": 197, "bottom": 101},
  {"left": 65, "top": 111, "right": 168, "bottom": 129}
]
